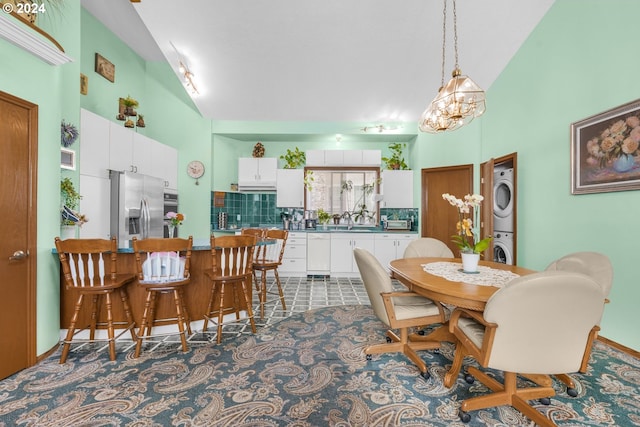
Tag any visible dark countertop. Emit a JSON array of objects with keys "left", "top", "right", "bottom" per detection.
[{"left": 53, "top": 228, "right": 418, "bottom": 254}]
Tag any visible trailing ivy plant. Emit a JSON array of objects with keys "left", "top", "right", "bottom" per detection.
[
  {"left": 60, "top": 177, "right": 82, "bottom": 225},
  {"left": 280, "top": 147, "right": 306, "bottom": 169}
]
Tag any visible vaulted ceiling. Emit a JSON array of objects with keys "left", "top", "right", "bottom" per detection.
[{"left": 82, "top": 0, "right": 555, "bottom": 126}]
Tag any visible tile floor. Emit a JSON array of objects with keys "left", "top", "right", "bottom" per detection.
[{"left": 65, "top": 275, "right": 376, "bottom": 356}]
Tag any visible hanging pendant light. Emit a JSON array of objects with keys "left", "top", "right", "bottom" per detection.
[{"left": 419, "top": 0, "right": 486, "bottom": 133}]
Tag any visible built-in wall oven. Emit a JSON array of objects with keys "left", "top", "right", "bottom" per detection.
[{"left": 163, "top": 192, "right": 178, "bottom": 237}]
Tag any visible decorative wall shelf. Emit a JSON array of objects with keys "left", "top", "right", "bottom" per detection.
[{"left": 0, "top": 12, "right": 72, "bottom": 65}]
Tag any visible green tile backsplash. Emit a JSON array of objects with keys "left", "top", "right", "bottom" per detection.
[
  {"left": 211, "top": 192, "right": 419, "bottom": 231},
  {"left": 211, "top": 192, "right": 280, "bottom": 229}
]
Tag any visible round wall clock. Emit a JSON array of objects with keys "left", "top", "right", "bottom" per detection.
[{"left": 187, "top": 160, "right": 205, "bottom": 184}]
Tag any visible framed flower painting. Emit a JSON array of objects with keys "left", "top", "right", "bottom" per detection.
[{"left": 571, "top": 98, "right": 640, "bottom": 194}]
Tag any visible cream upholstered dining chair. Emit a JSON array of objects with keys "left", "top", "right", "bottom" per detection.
[
  {"left": 353, "top": 247, "right": 448, "bottom": 379},
  {"left": 204, "top": 235, "right": 258, "bottom": 344},
  {"left": 447, "top": 271, "right": 604, "bottom": 426},
  {"left": 403, "top": 237, "right": 454, "bottom": 258},
  {"left": 545, "top": 251, "right": 613, "bottom": 396},
  {"left": 131, "top": 236, "right": 193, "bottom": 358},
  {"left": 55, "top": 237, "right": 137, "bottom": 363}
]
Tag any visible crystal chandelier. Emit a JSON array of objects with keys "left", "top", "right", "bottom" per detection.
[{"left": 419, "top": 0, "right": 486, "bottom": 133}]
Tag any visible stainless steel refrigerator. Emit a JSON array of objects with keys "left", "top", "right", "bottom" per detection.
[{"left": 110, "top": 170, "right": 165, "bottom": 248}]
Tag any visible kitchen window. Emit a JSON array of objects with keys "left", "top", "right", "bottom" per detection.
[{"left": 304, "top": 167, "right": 380, "bottom": 223}]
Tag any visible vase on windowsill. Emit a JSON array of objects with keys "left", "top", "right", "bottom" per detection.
[
  {"left": 461, "top": 252, "right": 480, "bottom": 273},
  {"left": 168, "top": 225, "right": 176, "bottom": 238}
]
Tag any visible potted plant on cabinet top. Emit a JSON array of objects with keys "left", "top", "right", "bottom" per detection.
[
  {"left": 280, "top": 147, "right": 306, "bottom": 169},
  {"left": 381, "top": 142, "right": 409, "bottom": 170}
]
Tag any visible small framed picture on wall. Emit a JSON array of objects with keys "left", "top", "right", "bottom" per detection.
[
  {"left": 80, "top": 73, "right": 88, "bottom": 95},
  {"left": 95, "top": 53, "right": 115, "bottom": 82}
]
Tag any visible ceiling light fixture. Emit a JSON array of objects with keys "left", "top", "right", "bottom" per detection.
[
  {"left": 170, "top": 42, "right": 199, "bottom": 96},
  {"left": 419, "top": 0, "right": 486, "bottom": 133},
  {"left": 361, "top": 124, "right": 401, "bottom": 133},
  {"left": 179, "top": 60, "right": 199, "bottom": 95}
]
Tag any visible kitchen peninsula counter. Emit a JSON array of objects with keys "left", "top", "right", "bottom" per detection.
[{"left": 56, "top": 239, "right": 252, "bottom": 329}]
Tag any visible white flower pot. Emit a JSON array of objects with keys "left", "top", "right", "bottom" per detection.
[
  {"left": 60, "top": 225, "right": 77, "bottom": 240},
  {"left": 461, "top": 252, "right": 480, "bottom": 273}
]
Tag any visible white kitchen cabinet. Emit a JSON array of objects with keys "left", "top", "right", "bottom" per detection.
[
  {"left": 305, "top": 149, "right": 381, "bottom": 167},
  {"left": 108, "top": 122, "right": 135, "bottom": 173},
  {"left": 238, "top": 157, "right": 277, "bottom": 190},
  {"left": 307, "top": 233, "right": 331, "bottom": 275},
  {"left": 342, "top": 150, "right": 361, "bottom": 165},
  {"left": 276, "top": 169, "right": 304, "bottom": 207},
  {"left": 381, "top": 170, "right": 414, "bottom": 208},
  {"left": 330, "top": 232, "right": 375, "bottom": 276},
  {"left": 78, "top": 174, "right": 111, "bottom": 239},
  {"left": 108, "top": 123, "right": 177, "bottom": 188},
  {"left": 79, "top": 109, "right": 110, "bottom": 179},
  {"left": 305, "top": 150, "right": 324, "bottom": 166},
  {"left": 362, "top": 149, "right": 382, "bottom": 165},
  {"left": 279, "top": 232, "right": 307, "bottom": 276},
  {"left": 152, "top": 142, "right": 178, "bottom": 190},
  {"left": 374, "top": 233, "right": 418, "bottom": 272},
  {"left": 323, "top": 150, "right": 344, "bottom": 165},
  {"left": 131, "top": 133, "right": 156, "bottom": 176}
]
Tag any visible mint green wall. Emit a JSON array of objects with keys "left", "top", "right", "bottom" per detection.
[
  {"left": 459, "top": 0, "right": 639, "bottom": 349},
  {"left": 0, "top": 0, "right": 81, "bottom": 354},
  {"left": 79, "top": 9, "right": 212, "bottom": 240},
  {"left": 1, "top": 4, "right": 210, "bottom": 356}
]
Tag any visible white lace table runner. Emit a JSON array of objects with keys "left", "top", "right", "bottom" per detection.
[{"left": 421, "top": 262, "right": 520, "bottom": 288}]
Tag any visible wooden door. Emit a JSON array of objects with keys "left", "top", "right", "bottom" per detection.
[
  {"left": 0, "top": 91, "right": 38, "bottom": 379},
  {"left": 421, "top": 165, "right": 473, "bottom": 256},
  {"left": 480, "top": 158, "right": 495, "bottom": 261}
]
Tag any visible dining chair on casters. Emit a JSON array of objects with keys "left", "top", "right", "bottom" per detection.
[
  {"left": 55, "top": 237, "right": 136, "bottom": 364},
  {"left": 545, "top": 251, "right": 613, "bottom": 396},
  {"left": 203, "top": 235, "right": 258, "bottom": 344},
  {"left": 251, "top": 229, "right": 289, "bottom": 319},
  {"left": 446, "top": 271, "right": 604, "bottom": 426},
  {"left": 353, "top": 247, "right": 448, "bottom": 380},
  {"left": 403, "top": 237, "right": 454, "bottom": 259},
  {"left": 131, "top": 236, "right": 193, "bottom": 358}
]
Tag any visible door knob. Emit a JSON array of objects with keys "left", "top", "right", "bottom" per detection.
[{"left": 9, "top": 250, "right": 27, "bottom": 260}]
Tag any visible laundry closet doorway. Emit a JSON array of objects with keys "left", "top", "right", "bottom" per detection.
[{"left": 480, "top": 153, "right": 518, "bottom": 265}]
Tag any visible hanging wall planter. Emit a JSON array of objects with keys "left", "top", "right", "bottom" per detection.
[{"left": 60, "top": 120, "right": 79, "bottom": 147}]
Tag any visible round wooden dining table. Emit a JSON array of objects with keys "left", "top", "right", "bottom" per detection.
[
  {"left": 389, "top": 257, "right": 536, "bottom": 312},
  {"left": 388, "top": 257, "right": 536, "bottom": 349}
]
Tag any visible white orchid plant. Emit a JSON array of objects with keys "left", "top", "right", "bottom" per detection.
[{"left": 442, "top": 193, "right": 492, "bottom": 254}]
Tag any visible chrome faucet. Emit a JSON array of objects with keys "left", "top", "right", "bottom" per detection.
[{"left": 342, "top": 211, "right": 354, "bottom": 230}]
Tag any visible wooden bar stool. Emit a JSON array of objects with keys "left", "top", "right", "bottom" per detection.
[
  {"left": 240, "top": 227, "right": 266, "bottom": 294},
  {"left": 251, "top": 229, "right": 288, "bottom": 319},
  {"left": 55, "top": 237, "right": 136, "bottom": 364},
  {"left": 131, "top": 236, "right": 193, "bottom": 358},
  {"left": 203, "top": 235, "right": 257, "bottom": 344}
]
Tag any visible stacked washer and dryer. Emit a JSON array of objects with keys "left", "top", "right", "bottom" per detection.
[{"left": 493, "top": 168, "right": 515, "bottom": 265}]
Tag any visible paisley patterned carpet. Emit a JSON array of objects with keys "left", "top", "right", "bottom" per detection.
[{"left": 1, "top": 305, "right": 639, "bottom": 426}]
